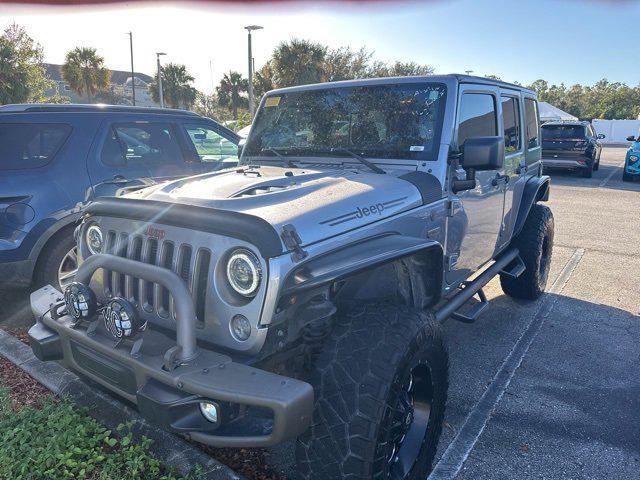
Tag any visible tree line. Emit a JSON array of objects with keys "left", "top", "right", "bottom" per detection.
[{"left": 1, "top": 23, "right": 639, "bottom": 129}]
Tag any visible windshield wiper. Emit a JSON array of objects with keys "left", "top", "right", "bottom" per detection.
[
  {"left": 330, "top": 147, "right": 386, "bottom": 174},
  {"left": 260, "top": 148, "right": 298, "bottom": 168}
]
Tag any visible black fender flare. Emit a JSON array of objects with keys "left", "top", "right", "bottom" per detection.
[
  {"left": 280, "top": 233, "right": 443, "bottom": 298},
  {"left": 513, "top": 175, "right": 550, "bottom": 238}
]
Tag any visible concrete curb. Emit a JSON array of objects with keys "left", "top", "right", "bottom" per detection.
[{"left": 0, "top": 329, "right": 242, "bottom": 480}]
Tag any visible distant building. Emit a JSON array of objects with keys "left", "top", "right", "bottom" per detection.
[{"left": 44, "top": 63, "right": 159, "bottom": 107}]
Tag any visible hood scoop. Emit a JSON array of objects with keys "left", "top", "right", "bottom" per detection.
[{"left": 232, "top": 181, "right": 298, "bottom": 198}]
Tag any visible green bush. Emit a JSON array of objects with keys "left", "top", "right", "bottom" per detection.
[{"left": 0, "top": 388, "right": 186, "bottom": 480}]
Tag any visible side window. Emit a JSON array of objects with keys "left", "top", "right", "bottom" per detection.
[
  {"left": 457, "top": 93, "right": 497, "bottom": 147},
  {"left": 524, "top": 99, "right": 540, "bottom": 149},
  {"left": 0, "top": 123, "right": 71, "bottom": 170},
  {"left": 501, "top": 96, "right": 521, "bottom": 153},
  {"left": 184, "top": 124, "right": 236, "bottom": 162},
  {"left": 101, "top": 123, "right": 183, "bottom": 167}
]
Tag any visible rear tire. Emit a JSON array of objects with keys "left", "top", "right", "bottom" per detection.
[
  {"left": 296, "top": 303, "right": 448, "bottom": 480},
  {"left": 593, "top": 159, "right": 600, "bottom": 171},
  {"left": 623, "top": 170, "right": 634, "bottom": 182},
  {"left": 500, "top": 204, "right": 554, "bottom": 300},
  {"left": 582, "top": 164, "right": 593, "bottom": 178},
  {"left": 34, "top": 229, "right": 77, "bottom": 291}
]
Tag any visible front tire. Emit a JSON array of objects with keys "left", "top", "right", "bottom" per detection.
[
  {"left": 500, "top": 204, "right": 554, "bottom": 300},
  {"left": 623, "top": 170, "right": 634, "bottom": 182},
  {"left": 296, "top": 303, "right": 448, "bottom": 480},
  {"left": 34, "top": 231, "right": 78, "bottom": 291}
]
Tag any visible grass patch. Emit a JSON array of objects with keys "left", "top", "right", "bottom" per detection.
[{"left": 0, "top": 387, "right": 187, "bottom": 480}]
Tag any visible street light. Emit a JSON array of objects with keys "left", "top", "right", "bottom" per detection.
[
  {"left": 244, "top": 25, "right": 263, "bottom": 118},
  {"left": 126, "top": 32, "right": 135, "bottom": 106},
  {"left": 156, "top": 52, "right": 167, "bottom": 108},
  {"left": 465, "top": 70, "right": 474, "bottom": 76}
]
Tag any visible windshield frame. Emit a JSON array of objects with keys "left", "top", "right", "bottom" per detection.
[{"left": 242, "top": 81, "right": 448, "bottom": 167}]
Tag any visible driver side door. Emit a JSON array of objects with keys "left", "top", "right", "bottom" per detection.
[{"left": 446, "top": 86, "right": 506, "bottom": 284}]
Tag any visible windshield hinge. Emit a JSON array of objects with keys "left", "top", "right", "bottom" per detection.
[{"left": 281, "top": 224, "right": 308, "bottom": 262}]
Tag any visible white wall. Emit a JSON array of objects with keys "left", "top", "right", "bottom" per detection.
[{"left": 592, "top": 119, "right": 640, "bottom": 144}]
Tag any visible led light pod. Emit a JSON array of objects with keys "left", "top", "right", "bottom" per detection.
[
  {"left": 63, "top": 282, "right": 97, "bottom": 324},
  {"left": 103, "top": 297, "right": 146, "bottom": 339}
]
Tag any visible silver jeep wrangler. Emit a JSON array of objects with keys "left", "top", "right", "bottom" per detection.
[{"left": 30, "top": 75, "right": 553, "bottom": 479}]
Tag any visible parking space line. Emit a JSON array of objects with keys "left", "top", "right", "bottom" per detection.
[
  {"left": 428, "top": 248, "right": 585, "bottom": 480},
  {"left": 598, "top": 162, "right": 624, "bottom": 188}
]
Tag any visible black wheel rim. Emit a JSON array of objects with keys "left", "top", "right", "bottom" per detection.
[{"left": 388, "top": 362, "right": 434, "bottom": 479}]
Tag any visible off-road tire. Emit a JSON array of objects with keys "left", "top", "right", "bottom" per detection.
[
  {"left": 622, "top": 170, "right": 634, "bottom": 182},
  {"left": 34, "top": 229, "right": 77, "bottom": 291},
  {"left": 581, "top": 164, "right": 593, "bottom": 178},
  {"left": 295, "top": 303, "right": 448, "bottom": 480},
  {"left": 500, "top": 204, "right": 554, "bottom": 300}
]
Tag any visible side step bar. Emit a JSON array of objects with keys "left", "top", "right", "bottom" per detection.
[
  {"left": 450, "top": 287, "right": 488, "bottom": 324},
  {"left": 435, "top": 248, "right": 520, "bottom": 324},
  {"left": 500, "top": 254, "right": 526, "bottom": 279}
]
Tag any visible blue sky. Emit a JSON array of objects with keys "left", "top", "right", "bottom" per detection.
[{"left": 1, "top": 0, "right": 638, "bottom": 92}]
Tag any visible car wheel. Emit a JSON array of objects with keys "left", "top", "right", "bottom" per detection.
[
  {"left": 500, "top": 204, "right": 554, "bottom": 300},
  {"left": 593, "top": 160, "right": 600, "bottom": 171},
  {"left": 35, "top": 231, "right": 78, "bottom": 291},
  {"left": 622, "top": 170, "right": 633, "bottom": 182},
  {"left": 582, "top": 164, "right": 594, "bottom": 178},
  {"left": 296, "top": 303, "right": 448, "bottom": 480}
]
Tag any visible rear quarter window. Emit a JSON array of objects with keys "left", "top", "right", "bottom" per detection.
[{"left": 0, "top": 123, "right": 72, "bottom": 170}]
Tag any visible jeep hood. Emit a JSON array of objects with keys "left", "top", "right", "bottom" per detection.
[{"left": 128, "top": 166, "right": 428, "bottom": 247}]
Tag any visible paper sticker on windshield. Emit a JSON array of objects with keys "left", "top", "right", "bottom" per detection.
[
  {"left": 266, "top": 96, "right": 281, "bottom": 107},
  {"left": 410, "top": 146, "right": 425, "bottom": 152}
]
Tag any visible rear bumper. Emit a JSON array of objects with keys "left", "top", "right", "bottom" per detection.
[
  {"left": 542, "top": 157, "right": 592, "bottom": 170},
  {"left": 29, "top": 283, "right": 313, "bottom": 448}
]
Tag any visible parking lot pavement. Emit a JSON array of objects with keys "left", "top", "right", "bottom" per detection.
[{"left": 1, "top": 147, "right": 638, "bottom": 479}]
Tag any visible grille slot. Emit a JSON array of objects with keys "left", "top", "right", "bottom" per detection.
[
  {"left": 102, "top": 231, "right": 211, "bottom": 325},
  {"left": 193, "top": 249, "right": 211, "bottom": 327}
]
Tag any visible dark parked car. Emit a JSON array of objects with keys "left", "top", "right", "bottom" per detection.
[
  {"left": 541, "top": 121, "right": 604, "bottom": 178},
  {"left": 0, "top": 104, "right": 239, "bottom": 291}
]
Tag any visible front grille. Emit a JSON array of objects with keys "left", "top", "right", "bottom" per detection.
[{"left": 103, "top": 231, "right": 210, "bottom": 326}]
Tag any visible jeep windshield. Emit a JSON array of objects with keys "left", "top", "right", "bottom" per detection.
[{"left": 243, "top": 82, "right": 447, "bottom": 164}]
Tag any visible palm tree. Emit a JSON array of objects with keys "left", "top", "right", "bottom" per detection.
[
  {"left": 149, "top": 63, "right": 197, "bottom": 109},
  {"left": 216, "top": 71, "right": 248, "bottom": 120},
  {"left": 61, "top": 47, "right": 110, "bottom": 103}
]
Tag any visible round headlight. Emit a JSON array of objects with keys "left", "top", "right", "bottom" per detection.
[
  {"left": 226, "top": 249, "right": 262, "bottom": 297},
  {"left": 86, "top": 225, "right": 103, "bottom": 255}
]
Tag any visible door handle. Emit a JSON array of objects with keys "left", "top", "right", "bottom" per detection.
[
  {"left": 491, "top": 173, "right": 509, "bottom": 187},
  {"left": 110, "top": 175, "right": 130, "bottom": 184},
  {"left": 516, "top": 164, "right": 528, "bottom": 174}
]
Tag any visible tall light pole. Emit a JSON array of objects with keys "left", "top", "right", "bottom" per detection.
[
  {"left": 156, "top": 52, "right": 167, "bottom": 108},
  {"left": 465, "top": 70, "right": 474, "bottom": 76},
  {"left": 244, "top": 25, "right": 263, "bottom": 118},
  {"left": 126, "top": 32, "right": 135, "bottom": 106}
]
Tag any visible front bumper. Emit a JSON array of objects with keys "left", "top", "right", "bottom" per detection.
[
  {"left": 625, "top": 157, "right": 640, "bottom": 175},
  {"left": 28, "top": 258, "right": 313, "bottom": 448}
]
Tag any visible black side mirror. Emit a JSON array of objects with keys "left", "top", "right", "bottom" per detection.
[
  {"left": 626, "top": 136, "right": 636, "bottom": 142},
  {"left": 452, "top": 136, "right": 504, "bottom": 194},
  {"left": 237, "top": 140, "right": 245, "bottom": 158},
  {"left": 461, "top": 136, "right": 504, "bottom": 170},
  {"left": 597, "top": 133, "right": 606, "bottom": 140}
]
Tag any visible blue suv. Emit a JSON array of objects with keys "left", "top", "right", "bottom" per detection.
[{"left": 0, "top": 104, "right": 239, "bottom": 291}]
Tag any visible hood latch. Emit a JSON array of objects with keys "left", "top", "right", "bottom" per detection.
[{"left": 281, "top": 224, "right": 308, "bottom": 262}]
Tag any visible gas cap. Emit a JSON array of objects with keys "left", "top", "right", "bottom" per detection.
[{"left": 4, "top": 203, "right": 36, "bottom": 226}]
